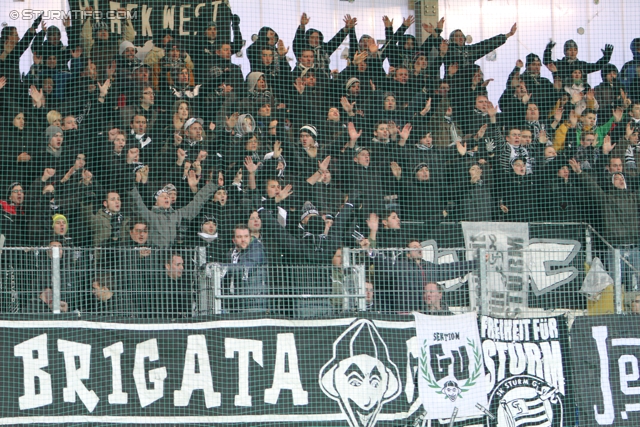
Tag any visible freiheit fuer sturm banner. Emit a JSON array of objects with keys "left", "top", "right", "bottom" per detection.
[
  {"left": 571, "top": 315, "right": 640, "bottom": 427},
  {"left": 422, "top": 315, "right": 570, "bottom": 427},
  {"left": 0, "top": 315, "right": 571, "bottom": 426}
]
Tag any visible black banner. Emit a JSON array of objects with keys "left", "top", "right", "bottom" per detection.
[
  {"left": 0, "top": 314, "right": 572, "bottom": 426},
  {"left": 68, "top": 0, "right": 234, "bottom": 41},
  {"left": 571, "top": 315, "right": 640, "bottom": 427},
  {"left": 0, "top": 316, "right": 425, "bottom": 426}
]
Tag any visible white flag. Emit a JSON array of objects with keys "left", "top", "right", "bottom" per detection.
[{"left": 414, "top": 312, "right": 489, "bottom": 420}]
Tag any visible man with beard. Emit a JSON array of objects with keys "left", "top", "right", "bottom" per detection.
[
  {"left": 81, "top": 190, "right": 129, "bottom": 248},
  {"left": 221, "top": 224, "right": 267, "bottom": 313}
]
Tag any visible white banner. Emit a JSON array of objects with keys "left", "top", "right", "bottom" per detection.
[
  {"left": 462, "top": 222, "right": 530, "bottom": 316},
  {"left": 415, "top": 312, "right": 488, "bottom": 420}
]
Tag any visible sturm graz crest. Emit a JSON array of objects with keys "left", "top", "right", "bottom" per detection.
[{"left": 486, "top": 375, "right": 563, "bottom": 427}]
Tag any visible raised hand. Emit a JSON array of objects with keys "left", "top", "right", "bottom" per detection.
[
  {"left": 448, "top": 63, "right": 459, "bottom": 76},
  {"left": 341, "top": 96, "right": 355, "bottom": 114},
  {"left": 603, "top": 135, "right": 617, "bottom": 155},
  {"left": 422, "top": 22, "right": 434, "bottom": 34},
  {"left": 569, "top": 110, "right": 578, "bottom": 128},
  {"left": 29, "top": 85, "right": 44, "bottom": 106},
  {"left": 477, "top": 124, "right": 489, "bottom": 139},
  {"left": 273, "top": 140, "right": 283, "bottom": 158},
  {"left": 437, "top": 17, "right": 445, "bottom": 29},
  {"left": 390, "top": 161, "right": 402, "bottom": 178},
  {"left": 275, "top": 184, "right": 293, "bottom": 203},
  {"left": 506, "top": 23, "right": 518, "bottom": 38},
  {"left": 367, "top": 38, "right": 379, "bottom": 54},
  {"left": 516, "top": 59, "right": 524, "bottom": 68},
  {"left": 42, "top": 168, "right": 56, "bottom": 181},
  {"left": 398, "top": 123, "right": 413, "bottom": 141},
  {"left": 403, "top": 15, "right": 415, "bottom": 28},
  {"left": 97, "top": 78, "right": 111, "bottom": 97},
  {"left": 569, "top": 158, "right": 582, "bottom": 174},
  {"left": 456, "top": 139, "right": 467, "bottom": 156},
  {"left": 177, "top": 148, "right": 187, "bottom": 163},
  {"left": 546, "top": 62, "right": 558, "bottom": 73},
  {"left": 277, "top": 39, "right": 289, "bottom": 56},
  {"left": 0, "top": 76, "right": 6, "bottom": 91},
  {"left": 554, "top": 107, "right": 564, "bottom": 123},
  {"left": 613, "top": 107, "right": 625, "bottom": 123},
  {"left": 225, "top": 112, "right": 240, "bottom": 130},
  {"left": 366, "top": 212, "right": 379, "bottom": 232},
  {"left": 382, "top": 16, "right": 393, "bottom": 28},
  {"left": 300, "top": 13, "right": 310, "bottom": 26},
  {"left": 187, "top": 170, "right": 201, "bottom": 188},
  {"left": 353, "top": 50, "right": 368, "bottom": 65},
  {"left": 539, "top": 130, "right": 548, "bottom": 144},
  {"left": 293, "top": 77, "right": 305, "bottom": 94},
  {"left": 318, "top": 155, "right": 331, "bottom": 172},
  {"left": 81, "top": 169, "right": 93, "bottom": 185},
  {"left": 244, "top": 156, "right": 261, "bottom": 173},
  {"left": 348, "top": 122, "right": 362, "bottom": 143},
  {"left": 344, "top": 14, "right": 357, "bottom": 29},
  {"left": 106, "top": 60, "right": 117, "bottom": 79}
]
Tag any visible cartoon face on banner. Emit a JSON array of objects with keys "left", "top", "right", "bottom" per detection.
[
  {"left": 319, "top": 319, "right": 401, "bottom": 427},
  {"left": 487, "top": 375, "right": 563, "bottom": 427}
]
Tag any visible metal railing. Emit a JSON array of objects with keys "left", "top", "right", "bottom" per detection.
[{"left": 0, "top": 222, "right": 638, "bottom": 318}]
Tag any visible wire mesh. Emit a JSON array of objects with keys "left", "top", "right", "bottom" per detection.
[{"left": 2, "top": 0, "right": 640, "bottom": 425}]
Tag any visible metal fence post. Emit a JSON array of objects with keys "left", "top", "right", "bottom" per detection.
[
  {"left": 479, "top": 248, "right": 488, "bottom": 316},
  {"left": 197, "top": 248, "right": 208, "bottom": 316},
  {"left": 356, "top": 264, "right": 366, "bottom": 312},
  {"left": 213, "top": 264, "right": 222, "bottom": 315},
  {"left": 585, "top": 226, "right": 592, "bottom": 265},
  {"left": 342, "top": 248, "right": 352, "bottom": 311},
  {"left": 614, "top": 249, "right": 623, "bottom": 315},
  {"left": 52, "top": 246, "right": 61, "bottom": 314}
]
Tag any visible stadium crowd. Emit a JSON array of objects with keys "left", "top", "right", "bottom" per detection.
[{"left": 0, "top": 8, "right": 639, "bottom": 317}]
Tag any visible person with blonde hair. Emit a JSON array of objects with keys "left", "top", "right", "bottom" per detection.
[{"left": 46, "top": 110, "right": 61, "bottom": 126}]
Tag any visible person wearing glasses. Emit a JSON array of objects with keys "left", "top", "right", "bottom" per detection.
[{"left": 0, "top": 183, "right": 27, "bottom": 246}]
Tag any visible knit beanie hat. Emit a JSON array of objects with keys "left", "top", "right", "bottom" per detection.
[
  {"left": 346, "top": 77, "right": 360, "bottom": 91},
  {"left": 300, "top": 124, "right": 318, "bottom": 139},
  {"left": 300, "top": 201, "right": 319, "bottom": 223},
  {"left": 564, "top": 39, "right": 578, "bottom": 53},
  {"left": 526, "top": 53, "right": 541, "bottom": 65},
  {"left": 52, "top": 214, "right": 67, "bottom": 227},
  {"left": 45, "top": 125, "right": 63, "bottom": 144}
]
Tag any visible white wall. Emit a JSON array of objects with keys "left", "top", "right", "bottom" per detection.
[
  {"left": 4, "top": 0, "right": 640, "bottom": 104},
  {"left": 440, "top": 0, "right": 640, "bottom": 103}
]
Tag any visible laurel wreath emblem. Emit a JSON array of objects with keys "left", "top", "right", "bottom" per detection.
[{"left": 420, "top": 338, "right": 483, "bottom": 398}]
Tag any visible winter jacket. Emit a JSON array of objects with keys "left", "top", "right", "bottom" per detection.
[{"left": 129, "top": 179, "right": 218, "bottom": 247}]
